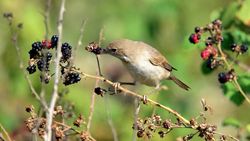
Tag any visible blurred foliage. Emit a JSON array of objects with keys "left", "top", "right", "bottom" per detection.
[{"left": 0, "top": 0, "right": 250, "bottom": 141}]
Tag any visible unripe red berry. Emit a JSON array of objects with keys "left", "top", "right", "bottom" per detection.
[
  {"left": 201, "top": 49, "right": 211, "bottom": 60},
  {"left": 206, "top": 46, "right": 217, "bottom": 56},
  {"left": 189, "top": 33, "right": 200, "bottom": 44},
  {"left": 42, "top": 40, "right": 52, "bottom": 49}
]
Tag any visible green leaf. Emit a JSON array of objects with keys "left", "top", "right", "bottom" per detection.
[
  {"left": 220, "top": 2, "right": 240, "bottom": 29},
  {"left": 200, "top": 61, "right": 215, "bottom": 75},
  {"left": 221, "top": 32, "right": 235, "bottom": 51},
  {"left": 222, "top": 117, "right": 241, "bottom": 128},
  {"left": 236, "top": 0, "right": 250, "bottom": 27},
  {"left": 221, "top": 75, "right": 250, "bottom": 105},
  {"left": 221, "top": 82, "right": 245, "bottom": 105}
]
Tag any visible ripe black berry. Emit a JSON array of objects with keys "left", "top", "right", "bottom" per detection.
[
  {"left": 240, "top": 44, "right": 248, "bottom": 53},
  {"left": 32, "top": 41, "right": 43, "bottom": 52},
  {"left": 63, "top": 72, "right": 81, "bottom": 85},
  {"left": 218, "top": 72, "right": 229, "bottom": 84},
  {"left": 230, "top": 43, "right": 237, "bottom": 52},
  {"left": 206, "top": 57, "right": 218, "bottom": 69},
  {"left": 26, "top": 65, "right": 36, "bottom": 74},
  {"left": 194, "top": 27, "right": 201, "bottom": 33},
  {"left": 51, "top": 35, "right": 58, "bottom": 48},
  {"left": 37, "top": 59, "right": 49, "bottom": 71},
  {"left": 29, "top": 49, "right": 40, "bottom": 59},
  {"left": 61, "top": 42, "right": 72, "bottom": 60},
  {"left": 46, "top": 52, "right": 52, "bottom": 61}
]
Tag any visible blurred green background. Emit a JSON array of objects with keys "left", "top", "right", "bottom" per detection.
[{"left": 0, "top": 0, "right": 250, "bottom": 140}]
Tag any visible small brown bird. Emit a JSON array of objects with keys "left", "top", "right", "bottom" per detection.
[{"left": 103, "top": 39, "right": 190, "bottom": 91}]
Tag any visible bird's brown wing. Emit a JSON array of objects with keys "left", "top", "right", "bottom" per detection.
[{"left": 149, "top": 55, "right": 177, "bottom": 71}]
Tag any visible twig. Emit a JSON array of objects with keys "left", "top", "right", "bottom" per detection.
[
  {"left": 44, "top": 0, "right": 51, "bottom": 40},
  {"left": 132, "top": 99, "right": 140, "bottom": 141},
  {"left": 104, "top": 95, "right": 118, "bottom": 141},
  {"left": 79, "top": 72, "right": 190, "bottom": 125},
  {"left": 86, "top": 78, "right": 99, "bottom": 132},
  {"left": 9, "top": 24, "right": 48, "bottom": 111},
  {"left": 45, "top": 0, "right": 66, "bottom": 140},
  {"left": 0, "top": 123, "right": 11, "bottom": 141},
  {"left": 225, "top": 53, "right": 250, "bottom": 72},
  {"left": 214, "top": 131, "right": 239, "bottom": 141},
  {"left": 86, "top": 27, "right": 105, "bottom": 134},
  {"left": 72, "top": 19, "right": 87, "bottom": 60}
]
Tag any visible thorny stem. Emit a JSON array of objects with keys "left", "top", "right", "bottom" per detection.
[
  {"left": 0, "top": 123, "right": 12, "bottom": 141},
  {"left": 216, "top": 41, "right": 250, "bottom": 104},
  {"left": 46, "top": 0, "right": 66, "bottom": 140}
]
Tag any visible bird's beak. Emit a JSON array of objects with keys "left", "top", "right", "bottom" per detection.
[{"left": 101, "top": 48, "right": 111, "bottom": 54}]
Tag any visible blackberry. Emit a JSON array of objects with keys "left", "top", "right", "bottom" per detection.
[
  {"left": 26, "top": 65, "right": 36, "bottom": 74},
  {"left": 194, "top": 27, "right": 201, "bottom": 33},
  {"left": 206, "top": 57, "right": 217, "bottom": 69},
  {"left": 230, "top": 43, "right": 237, "bottom": 52},
  {"left": 32, "top": 41, "right": 43, "bottom": 52},
  {"left": 51, "top": 35, "right": 59, "bottom": 48},
  {"left": 37, "top": 59, "right": 49, "bottom": 71},
  {"left": 240, "top": 44, "right": 248, "bottom": 53},
  {"left": 46, "top": 52, "right": 52, "bottom": 61},
  {"left": 29, "top": 49, "right": 40, "bottom": 59},
  {"left": 63, "top": 72, "right": 81, "bottom": 85},
  {"left": 61, "top": 42, "right": 72, "bottom": 60},
  {"left": 218, "top": 72, "right": 229, "bottom": 84}
]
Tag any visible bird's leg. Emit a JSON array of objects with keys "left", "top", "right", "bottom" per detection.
[
  {"left": 144, "top": 84, "right": 168, "bottom": 96},
  {"left": 111, "top": 81, "right": 136, "bottom": 95},
  {"left": 112, "top": 82, "right": 120, "bottom": 94}
]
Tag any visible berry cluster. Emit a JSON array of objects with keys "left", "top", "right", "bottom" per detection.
[
  {"left": 189, "top": 19, "right": 248, "bottom": 84},
  {"left": 85, "top": 42, "right": 102, "bottom": 55},
  {"left": 62, "top": 71, "right": 81, "bottom": 86},
  {"left": 25, "top": 105, "right": 91, "bottom": 141},
  {"left": 218, "top": 69, "right": 235, "bottom": 84},
  {"left": 61, "top": 43, "right": 72, "bottom": 61},
  {"left": 26, "top": 35, "right": 81, "bottom": 85},
  {"left": 26, "top": 35, "right": 58, "bottom": 83},
  {"left": 230, "top": 43, "right": 248, "bottom": 54},
  {"left": 133, "top": 114, "right": 220, "bottom": 140}
]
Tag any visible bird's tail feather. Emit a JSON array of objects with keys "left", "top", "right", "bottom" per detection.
[{"left": 169, "top": 75, "right": 190, "bottom": 91}]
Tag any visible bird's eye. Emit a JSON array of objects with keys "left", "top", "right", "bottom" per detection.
[{"left": 111, "top": 48, "right": 117, "bottom": 52}]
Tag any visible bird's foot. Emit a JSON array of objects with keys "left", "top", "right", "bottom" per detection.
[
  {"left": 142, "top": 95, "right": 148, "bottom": 104},
  {"left": 112, "top": 82, "right": 121, "bottom": 94}
]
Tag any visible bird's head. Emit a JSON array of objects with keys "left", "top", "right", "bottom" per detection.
[{"left": 103, "top": 39, "right": 132, "bottom": 63}]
